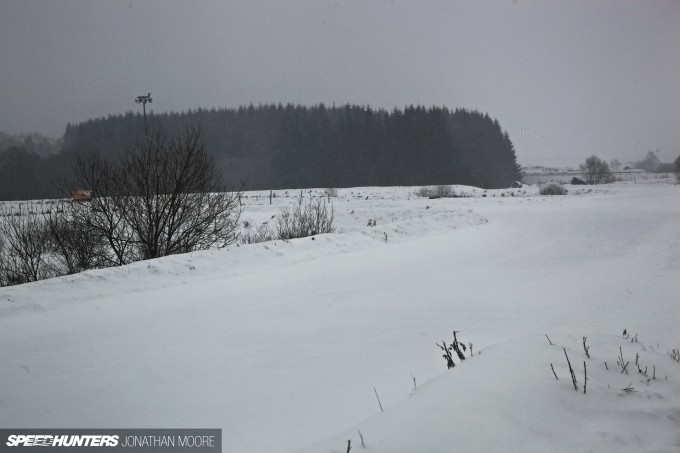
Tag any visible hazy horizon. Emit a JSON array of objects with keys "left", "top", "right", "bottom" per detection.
[{"left": 1, "top": 0, "right": 679, "bottom": 167}]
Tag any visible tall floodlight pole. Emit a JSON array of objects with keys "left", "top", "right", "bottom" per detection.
[{"left": 135, "top": 92, "right": 152, "bottom": 136}]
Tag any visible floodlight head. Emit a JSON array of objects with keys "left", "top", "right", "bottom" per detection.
[{"left": 135, "top": 94, "right": 152, "bottom": 104}]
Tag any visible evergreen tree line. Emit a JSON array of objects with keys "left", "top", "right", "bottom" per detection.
[
  {"left": 1, "top": 104, "right": 522, "bottom": 200},
  {"left": 0, "top": 132, "right": 66, "bottom": 200},
  {"left": 0, "top": 132, "right": 62, "bottom": 157},
  {"left": 0, "top": 147, "right": 72, "bottom": 201}
]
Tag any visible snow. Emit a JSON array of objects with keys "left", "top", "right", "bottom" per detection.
[{"left": 1, "top": 182, "right": 679, "bottom": 452}]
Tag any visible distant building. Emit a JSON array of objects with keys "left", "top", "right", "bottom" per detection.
[{"left": 71, "top": 189, "right": 92, "bottom": 201}]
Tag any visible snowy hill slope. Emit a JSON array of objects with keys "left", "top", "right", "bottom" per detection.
[
  {"left": 299, "top": 333, "right": 680, "bottom": 453},
  {"left": 1, "top": 183, "right": 679, "bottom": 452}
]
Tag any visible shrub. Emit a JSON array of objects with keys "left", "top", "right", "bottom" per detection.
[
  {"left": 539, "top": 183, "right": 568, "bottom": 195},
  {"left": 0, "top": 214, "right": 53, "bottom": 286},
  {"left": 43, "top": 204, "right": 109, "bottom": 274},
  {"left": 415, "top": 186, "right": 431, "bottom": 197},
  {"left": 416, "top": 185, "right": 455, "bottom": 198},
  {"left": 670, "top": 348, "right": 680, "bottom": 363},
  {"left": 276, "top": 195, "right": 335, "bottom": 240},
  {"left": 240, "top": 224, "right": 275, "bottom": 244},
  {"left": 579, "top": 155, "right": 613, "bottom": 184},
  {"left": 434, "top": 185, "right": 454, "bottom": 198}
]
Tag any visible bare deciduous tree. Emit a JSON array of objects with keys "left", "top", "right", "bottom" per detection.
[
  {"left": 118, "top": 128, "right": 242, "bottom": 259},
  {"left": 67, "top": 126, "right": 242, "bottom": 262},
  {"left": 70, "top": 150, "right": 137, "bottom": 266},
  {"left": 0, "top": 127, "right": 242, "bottom": 287},
  {"left": 579, "top": 155, "right": 613, "bottom": 184},
  {"left": 43, "top": 202, "right": 108, "bottom": 274},
  {"left": 0, "top": 214, "right": 52, "bottom": 285}
]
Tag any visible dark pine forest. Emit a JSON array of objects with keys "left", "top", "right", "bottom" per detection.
[{"left": 1, "top": 104, "right": 522, "bottom": 200}]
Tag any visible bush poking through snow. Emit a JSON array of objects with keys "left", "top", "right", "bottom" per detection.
[
  {"left": 670, "top": 348, "right": 680, "bottom": 363},
  {"left": 539, "top": 183, "right": 568, "bottom": 196},
  {"left": 416, "top": 185, "right": 456, "bottom": 199},
  {"left": 276, "top": 195, "right": 335, "bottom": 240},
  {"left": 240, "top": 224, "right": 276, "bottom": 244},
  {"left": 552, "top": 332, "right": 669, "bottom": 396},
  {"left": 437, "top": 339, "right": 456, "bottom": 369},
  {"left": 437, "top": 330, "right": 468, "bottom": 369},
  {"left": 43, "top": 203, "right": 109, "bottom": 275},
  {"left": 0, "top": 208, "right": 115, "bottom": 286},
  {"left": 415, "top": 187, "right": 431, "bottom": 198},
  {"left": 0, "top": 214, "right": 52, "bottom": 286},
  {"left": 563, "top": 348, "right": 579, "bottom": 391},
  {"left": 617, "top": 346, "right": 630, "bottom": 374}
]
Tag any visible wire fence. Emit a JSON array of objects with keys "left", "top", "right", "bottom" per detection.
[{"left": 522, "top": 171, "right": 674, "bottom": 185}]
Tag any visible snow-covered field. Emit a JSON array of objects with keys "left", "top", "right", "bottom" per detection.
[{"left": 1, "top": 182, "right": 680, "bottom": 452}]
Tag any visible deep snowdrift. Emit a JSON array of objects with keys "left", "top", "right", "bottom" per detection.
[{"left": 1, "top": 183, "right": 679, "bottom": 452}]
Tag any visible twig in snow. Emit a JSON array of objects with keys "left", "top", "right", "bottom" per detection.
[
  {"left": 564, "top": 348, "right": 578, "bottom": 391},
  {"left": 437, "top": 341, "right": 455, "bottom": 369},
  {"left": 617, "top": 346, "right": 629, "bottom": 374},
  {"left": 452, "top": 331, "right": 466, "bottom": 361},
  {"left": 545, "top": 334, "right": 554, "bottom": 346},
  {"left": 604, "top": 362, "right": 608, "bottom": 371},
  {"left": 469, "top": 342, "right": 473, "bottom": 357},
  {"left": 621, "top": 383, "right": 637, "bottom": 393},
  {"left": 551, "top": 363, "right": 559, "bottom": 380},
  {"left": 582, "top": 337, "right": 590, "bottom": 359},
  {"left": 583, "top": 361, "right": 588, "bottom": 394},
  {"left": 358, "top": 431, "right": 365, "bottom": 449},
  {"left": 346, "top": 439, "right": 351, "bottom": 453},
  {"left": 373, "top": 387, "right": 384, "bottom": 413}
]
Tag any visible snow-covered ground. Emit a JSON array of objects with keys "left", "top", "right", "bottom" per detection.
[{"left": 1, "top": 182, "right": 680, "bottom": 452}]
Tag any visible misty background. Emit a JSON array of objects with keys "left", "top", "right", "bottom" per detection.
[{"left": 1, "top": 0, "right": 679, "bottom": 168}]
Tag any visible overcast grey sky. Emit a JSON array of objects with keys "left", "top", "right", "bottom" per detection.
[{"left": 1, "top": 0, "right": 678, "bottom": 166}]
